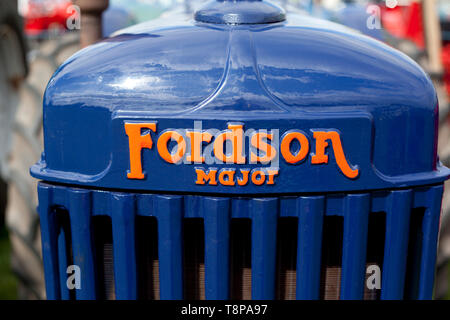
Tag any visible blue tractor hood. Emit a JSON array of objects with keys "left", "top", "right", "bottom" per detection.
[{"left": 31, "top": 0, "right": 450, "bottom": 194}]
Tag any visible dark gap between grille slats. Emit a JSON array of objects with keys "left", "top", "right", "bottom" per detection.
[
  {"left": 404, "top": 208, "right": 425, "bottom": 299},
  {"left": 136, "top": 216, "right": 160, "bottom": 300},
  {"left": 320, "top": 216, "right": 343, "bottom": 300},
  {"left": 55, "top": 207, "right": 75, "bottom": 300},
  {"left": 364, "top": 212, "right": 386, "bottom": 300},
  {"left": 93, "top": 216, "right": 115, "bottom": 300},
  {"left": 230, "top": 219, "right": 252, "bottom": 300},
  {"left": 183, "top": 218, "right": 205, "bottom": 300},
  {"left": 276, "top": 217, "right": 298, "bottom": 300}
]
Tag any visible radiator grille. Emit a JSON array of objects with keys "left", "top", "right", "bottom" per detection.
[{"left": 37, "top": 183, "right": 444, "bottom": 300}]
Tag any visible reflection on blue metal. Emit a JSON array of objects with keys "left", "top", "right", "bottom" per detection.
[
  {"left": 251, "top": 198, "right": 278, "bottom": 299},
  {"left": 68, "top": 190, "right": 97, "bottom": 299},
  {"left": 31, "top": 1, "right": 448, "bottom": 193},
  {"left": 381, "top": 190, "right": 412, "bottom": 299},
  {"left": 204, "top": 197, "right": 230, "bottom": 299},
  {"left": 155, "top": 195, "right": 183, "bottom": 299},
  {"left": 195, "top": 0, "right": 286, "bottom": 24},
  {"left": 33, "top": 0, "right": 449, "bottom": 300}
]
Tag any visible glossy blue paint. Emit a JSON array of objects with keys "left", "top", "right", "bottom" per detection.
[
  {"left": 30, "top": 0, "right": 449, "bottom": 194},
  {"left": 68, "top": 189, "right": 97, "bottom": 299},
  {"left": 155, "top": 195, "right": 184, "bottom": 300},
  {"left": 37, "top": 185, "right": 60, "bottom": 300},
  {"left": 340, "top": 194, "right": 370, "bottom": 300},
  {"left": 111, "top": 193, "right": 137, "bottom": 299},
  {"left": 37, "top": 181, "right": 445, "bottom": 300},
  {"left": 33, "top": 0, "right": 450, "bottom": 301},
  {"left": 296, "top": 196, "right": 324, "bottom": 300},
  {"left": 418, "top": 185, "right": 444, "bottom": 299},
  {"left": 251, "top": 198, "right": 278, "bottom": 299},
  {"left": 203, "top": 197, "right": 230, "bottom": 300},
  {"left": 381, "top": 190, "right": 413, "bottom": 300},
  {"left": 195, "top": 0, "right": 286, "bottom": 25}
]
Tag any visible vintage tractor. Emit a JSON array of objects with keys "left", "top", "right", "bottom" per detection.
[{"left": 30, "top": 0, "right": 449, "bottom": 300}]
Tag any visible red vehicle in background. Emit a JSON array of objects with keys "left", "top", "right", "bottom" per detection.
[
  {"left": 379, "top": 0, "right": 450, "bottom": 97},
  {"left": 379, "top": 1, "right": 425, "bottom": 49},
  {"left": 440, "top": 2, "right": 450, "bottom": 97},
  {"left": 19, "top": 0, "right": 76, "bottom": 37}
]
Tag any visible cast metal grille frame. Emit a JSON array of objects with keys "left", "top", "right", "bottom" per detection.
[{"left": 37, "top": 182, "right": 444, "bottom": 300}]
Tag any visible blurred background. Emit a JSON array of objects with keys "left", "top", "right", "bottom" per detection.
[{"left": 1, "top": 0, "right": 450, "bottom": 299}]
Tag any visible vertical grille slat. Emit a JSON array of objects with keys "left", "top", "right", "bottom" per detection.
[
  {"left": 38, "top": 185, "right": 61, "bottom": 300},
  {"left": 68, "top": 189, "right": 97, "bottom": 300},
  {"left": 381, "top": 190, "right": 413, "bottom": 300},
  {"left": 340, "top": 194, "right": 370, "bottom": 300},
  {"left": 251, "top": 198, "right": 278, "bottom": 299},
  {"left": 296, "top": 196, "right": 325, "bottom": 300},
  {"left": 111, "top": 193, "right": 138, "bottom": 299},
  {"left": 37, "top": 182, "right": 446, "bottom": 301},
  {"left": 417, "top": 185, "right": 444, "bottom": 299},
  {"left": 204, "top": 198, "right": 230, "bottom": 300},
  {"left": 155, "top": 195, "right": 183, "bottom": 300}
]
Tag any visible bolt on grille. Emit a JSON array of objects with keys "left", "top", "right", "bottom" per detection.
[{"left": 37, "top": 182, "right": 443, "bottom": 300}]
